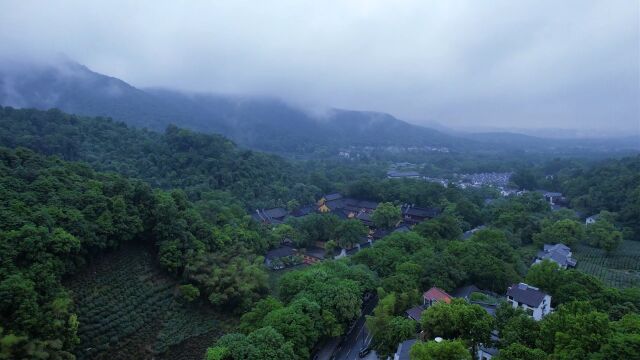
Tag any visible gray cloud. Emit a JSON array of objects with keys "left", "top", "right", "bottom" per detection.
[{"left": 0, "top": 0, "right": 638, "bottom": 134}]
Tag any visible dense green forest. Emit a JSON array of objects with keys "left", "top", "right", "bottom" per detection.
[
  {"left": 0, "top": 105, "right": 638, "bottom": 360},
  {"left": 511, "top": 156, "right": 640, "bottom": 240},
  {"left": 0, "top": 147, "right": 274, "bottom": 358},
  {"left": 0, "top": 106, "right": 318, "bottom": 208}
]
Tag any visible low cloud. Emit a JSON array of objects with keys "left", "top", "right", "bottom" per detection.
[{"left": 0, "top": 0, "right": 638, "bottom": 133}]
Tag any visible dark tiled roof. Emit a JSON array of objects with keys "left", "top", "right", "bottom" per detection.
[
  {"left": 263, "top": 207, "right": 288, "bottom": 219},
  {"left": 452, "top": 285, "right": 481, "bottom": 299},
  {"left": 357, "top": 200, "right": 379, "bottom": 210},
  {"left": 325, "top": 193, "right": 343, "bottom": 201},
  {"left": 403, "top": 206, "right": 439, "bottom": 218},
  {"left": 372, "top": 229, "right": 389, "bottom": 239},
  {"left": 356, "top": 212, "right": 373, "bottom": 223},
  {"left": 537, "top": 244, "right": 575, "bottom": 267},
  {"left": 333, "top": 210, "right": 349, "bottom": 220},
  {"left": 478, "top": 303, "right": 497, "bottom": 317},
  {"left": 291, "top": 205, "right": 314, "bottom": 217},
  {"left": 406, "top": 306, "right": 425, "bottom": 321},
  {"left": 304, "top": 246, "right": 326, "bottom": 260},
  {"left": 537, "top": 190, "right": 563, "bottom": 197},
  {"left": 265, "top": 245, "right": 296, "bottom": 260},
  {"left": 325, "top": 199, "right": 345, "bottom": 210},
  {"left": 393, "top": 225, "right": 411, "bottom": 233},
  {"left": 388, "top": 171, "right": 421, "bottom": 178},
  {"left": 506, "top": 283, "right": 548, "bottom": 307}
]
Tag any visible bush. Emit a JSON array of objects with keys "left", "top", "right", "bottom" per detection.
[{"left": 179, "top": 284, "right": 201, "bottom": 302}]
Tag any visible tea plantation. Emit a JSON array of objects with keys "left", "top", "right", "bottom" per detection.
[
  {"left": 574, "top": 240, "right": 640, "bottom": 288},
  {"left": 66, "top": 245, "right": 235, "bottom": 359}
]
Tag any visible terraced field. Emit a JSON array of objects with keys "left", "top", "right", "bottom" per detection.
[
  {"left": 574, "top": 240, "right": 640, "bottom": 288},
  {"left": 65, "top": 245, "right": 235, "bottom": 359}
]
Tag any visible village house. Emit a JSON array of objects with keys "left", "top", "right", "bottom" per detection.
[
  {"left": 540, "top": 191, "right": 563, "bottom": 205},
  {"left": 387, "top": 170, "right": 422, "bottom": 179},
  {"left": 405, "top": 305, "right": 425, "bottom": 322},
  {"left": 302, "top": 246, "right": 326, "bottom": 265},
  {"left": 506, "top": 283, "right": 552, "bottom": 321},
  {"left": 452, "top": 285, "right": 498, "bottom": 316},
  {"left": 534, "top": 243, "right": 577, "bottom": 269},
  {"left": 401, "top": 204, "right": 439, "bottom": 225},
  {"left": 405, "top": 287, "right": 454, "bottom": 323},
  {"left": 451, "top": 284, "right": 482, "bottom": 301},
  {"left": 264, "top": 245, "right": 299, "bottom": 270},
  {"left": 252, "top": 207, "right": 288, "bottom": 225},
  {"left": 585, "top": 214, "right": 600, "bottom": 225},
  {"left": 477, "top": 331, "right": 500, "bottom": 360},
  {"left": 462, "top": 225, "right": 486, "bottom": 240},
  {"left": 423, "top": 287, "right": 453, "bottom": 307}
]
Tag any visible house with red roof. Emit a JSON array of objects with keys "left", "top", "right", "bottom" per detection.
[{"left": 423, "top": 287, "right": 452, "bottom": 307}]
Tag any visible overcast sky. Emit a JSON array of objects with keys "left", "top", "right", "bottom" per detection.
[{"left": 0, "top": 0, "right": 638, "bottom": 134}]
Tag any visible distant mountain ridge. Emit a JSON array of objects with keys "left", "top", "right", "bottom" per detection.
[
  {"left": 1, "top": 58, "right": 637, "bottom": 154},
  {"left": 0, "top": 59, "right": 463, "bottom": 153}
]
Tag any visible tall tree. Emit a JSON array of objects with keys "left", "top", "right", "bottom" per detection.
[
  {"left": 420, "top": 299, "right": 494, "bottom": 354},
  {"left": 372, "top": 202, "right": 402, "bottom": 229},
  {"left": 410, "top": 340, "right": 471, "bottom": 360},
  {"left": 334, "top": 219, "right": 368, "bottom": 249}
]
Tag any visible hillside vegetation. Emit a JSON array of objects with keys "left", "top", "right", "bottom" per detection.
[
  {"left": 0, "top": 106, "right": 317, "bottom": 208},
  {"left": 0, "top": 147, "right": 271, "bottom": 358}
]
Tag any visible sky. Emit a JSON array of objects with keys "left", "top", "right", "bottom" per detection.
[{"left": 0, "top": 0, "right": 638, "bottom": 135}]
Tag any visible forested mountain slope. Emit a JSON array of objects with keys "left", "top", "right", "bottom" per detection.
[
  {"left": 0, "top": 59, "right": 462, "bottom": 153},
  {"left": 0, "top": 147, "right": 274, "bottom": 358},
  {"left": 0, "top": 106, "right": 320, "bottom": 208}
]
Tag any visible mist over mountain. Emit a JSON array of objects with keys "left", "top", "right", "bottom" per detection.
[
  {"left": 1, "top": 59, "right": 468, "bottom": 153},
  {"left": 1, "top": 58, "right": 637, "bottom": 154}
]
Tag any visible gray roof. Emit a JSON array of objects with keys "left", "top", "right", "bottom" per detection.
[
  {"left": 462, "top": 225, "right": 486, "bottom": 240},
  {"left": 478, "top": 303, "right": 497, "bottom": 317},
  {"left": 406, "top": 306, "right": 424, "bottom": 321},
  {"left": 393, "top": 225, "right": 411, "bottom": 233},
  {"left": 357, "top": 200, "right": 379, "bottom": 210},
  {"left": 324, "top": 193, "right": 343, "bottom": 201},
  {"left": 325, "top": 199, "right": 345, "bottom": 210},
  {"left": 452, "top": 285, "right": 481, "bottom": 299},
  {"left": 356, "top": 211, "right": 374, "bottom": 224},
  {"left": 305, "top": 246, "right": 326, "bottom": 260},
  {"left": 543, "top": 243, "right": 570, "bottom": 253},
  {"left": 479, "top": 345, "right": 500, "bottom": 356},
  {"left": 388, "top": 171, "right": 421, "bottom": 178},
  {"left": 537, "top": 243, "right": 575, "bottom": 267},
  {"left": 263, "top": 207, "right": 288, "bottom": 219},
  {"left": 265, "top": 245, "right": 296, "bottom": 260},
  {"left": 506, "top": 283, "right": 548, "bottom": 307},
  {"left": 403, "top": 206, "right": 439, "bottom": 218},
  {"left": 479, "top": 331, "right": 500, "bottom": 355},
  {"left": 546, "top": 192, "right": 562, "bottom": 197},
  {"left": 291, "top": 204, "right": 314, "bottom": 217},
  {"left": 395, "top": 339, "right": 417, "bottom": 360}
]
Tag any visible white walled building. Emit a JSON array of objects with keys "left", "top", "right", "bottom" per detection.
[{"left": 506, "top": 283, "right": 552, "bottom": 321}]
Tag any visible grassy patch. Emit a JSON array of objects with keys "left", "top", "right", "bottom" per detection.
[{"left": 574, "top": 240, "right": 640, "bottom": 288}]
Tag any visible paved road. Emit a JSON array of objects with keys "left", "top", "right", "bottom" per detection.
[{"left": 332, "top": 297, "right": 378, "bottom": 360}]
